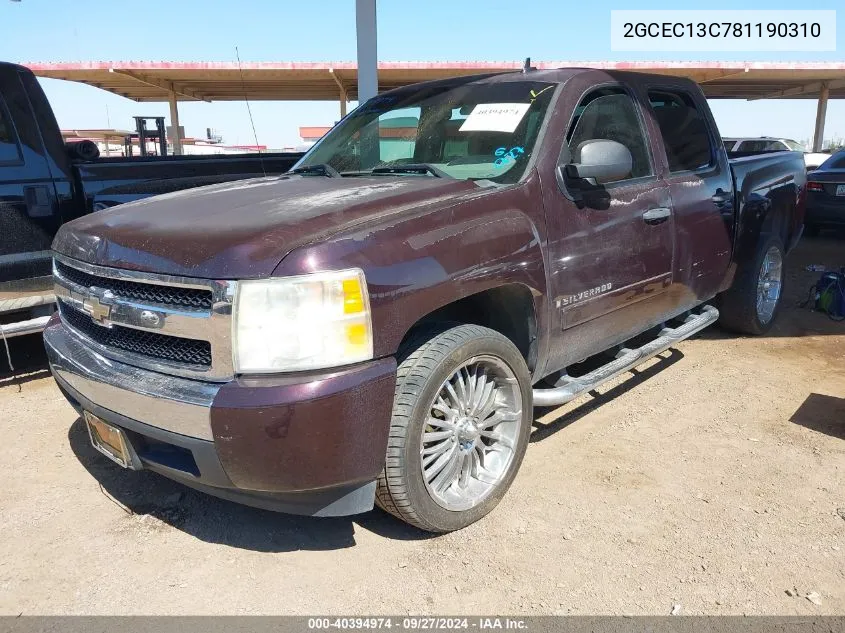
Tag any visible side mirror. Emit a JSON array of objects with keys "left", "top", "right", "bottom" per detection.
[{"left": 565, "top": 139, "right": 632, "bottom": 184}]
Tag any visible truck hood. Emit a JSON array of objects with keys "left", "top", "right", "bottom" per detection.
[{"left": 53, "top": 175, "right": 477, "bottom": 278}]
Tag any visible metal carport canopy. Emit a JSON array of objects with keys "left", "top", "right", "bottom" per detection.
[
  {"left": 25, "top": 60, "right": 845, "bottom": 153},
  {"left": 24, "top": 60, "right": 845, "bottom": 102}
]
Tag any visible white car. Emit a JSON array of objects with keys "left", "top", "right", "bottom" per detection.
[{"left": 722, "top": 137, "right": 830, "bottom": 170}]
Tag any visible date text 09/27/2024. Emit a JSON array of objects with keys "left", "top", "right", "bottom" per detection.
[{"left": 307, "top": 618, "right": 528, "bottom": 630}]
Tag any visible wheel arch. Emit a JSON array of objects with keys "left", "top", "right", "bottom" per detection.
[
  {"left": 398, "top": 283, "right": 540, "bottom": 373},
  {"left": 735, "top": 158, "right": 806, "bottom": 259}
]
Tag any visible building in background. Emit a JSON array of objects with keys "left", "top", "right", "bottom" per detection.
[
  {"left": 298, "top": 127, "right": 332, "bottom": 151},
  {"left": 297, "top": 116, "right": 419, "bottom": 158}
]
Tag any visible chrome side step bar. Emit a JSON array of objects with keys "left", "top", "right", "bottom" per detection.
[
  {"left": 533, "top": 305, "right": 719, "bottom": 407},
  {"left": 0, "top": 315, "right": 52, "bottom": 339}
]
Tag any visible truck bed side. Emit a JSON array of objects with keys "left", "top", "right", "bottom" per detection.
[
  {"left": 722, "top": 150, "right": 806, "bottom": 291},
  {"left": 75, "top": 152, "right": 304, "bottom": 211},
  {"left": 731, "top": 151, "right": 806, "bottom": 244}
]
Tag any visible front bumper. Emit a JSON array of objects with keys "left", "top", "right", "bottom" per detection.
[{"left": 45, "top": 315, "right": 397, "bottom": 516}]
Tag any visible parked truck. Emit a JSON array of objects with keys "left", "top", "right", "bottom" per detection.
[
  {"left": 723, "top": 136, "right": 830, "bottom": 170},
  {"left": 45, "top": 68, "right": 806, "bottom": 532},
  {"left": 0, "top": 62, "right": 301, "bottom": 341}
]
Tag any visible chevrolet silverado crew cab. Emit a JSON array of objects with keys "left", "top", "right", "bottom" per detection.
[{"left": 45, "top": 69, "right": 806, "bottom": 532}]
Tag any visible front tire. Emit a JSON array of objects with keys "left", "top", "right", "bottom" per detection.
[
  {"left": 718, "top": 234, "right": 785, "bottom": 335},
  {"left": 375, "top": 324, "right": 532, "bottom": 532}
]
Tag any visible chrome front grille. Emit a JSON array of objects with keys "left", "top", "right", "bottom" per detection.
[
  {"left": 60, "top": 302, "right": 213, "bottom": 367},
  {"left": 53, "top": 254, "right": 236, "bottom": 382},
  {"left": 54, "top": 261, "right": 213, "bottom": 310}
]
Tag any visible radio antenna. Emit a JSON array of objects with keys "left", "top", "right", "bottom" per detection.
[{"left": 235, "top": 46, "right": 266, "bottom": 177}]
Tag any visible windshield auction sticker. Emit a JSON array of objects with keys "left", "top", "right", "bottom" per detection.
[
  {"left": 459, "top": 103, "right": 530, "bottom": 133},
  {"left": 611, "top": 10, "right": 835, "bottom": 51}
]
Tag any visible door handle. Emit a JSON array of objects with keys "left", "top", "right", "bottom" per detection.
[
  {"left": 642, "top": 207, "right": 671, "bottom": 224},
  {"left": 24, "top": 185, "right": 54, "bottom": 218},
  {"left": 711, "top": 188, "right": 732, "bottom": 205}
]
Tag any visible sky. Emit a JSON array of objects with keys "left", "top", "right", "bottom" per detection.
[{"left": 2, "top": 0, "right": 845, "bottom": 149}]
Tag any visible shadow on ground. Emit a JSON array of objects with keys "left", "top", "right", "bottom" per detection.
[
  {"left": 66, "top": 351, "right": 686, "bottom": 550},
  {"left": 68, "top": 417, "right": 435, "bottom": 552},
  {"left": 0, "top": 333, "right": 49, "bottom": 387},
  {"left": 530, "top": 348, "right": 684, "bottom": 443},
  {"left": 68, "top": 350, "right": 687, "bottom": 551},
  {"left": 790, "top": 393, "right": 845, "bottom": 441}
]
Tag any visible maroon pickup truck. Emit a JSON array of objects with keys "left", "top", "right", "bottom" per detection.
[{"left": 44, "top": 68, "right": 806, "bottom": 532}]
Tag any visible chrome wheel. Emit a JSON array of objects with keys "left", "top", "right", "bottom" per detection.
[
  {"left": 420, "top": 355, "right": 523, "bottom": 511},
  {"left": 756, "top": 245, "right": 783, "bottom": 324}
]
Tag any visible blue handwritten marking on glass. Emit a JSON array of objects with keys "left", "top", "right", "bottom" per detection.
[{"left": 494, "top": 146, "right": 525, "bottom": 167}]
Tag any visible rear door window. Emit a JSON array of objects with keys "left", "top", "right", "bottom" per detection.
[
  {"left": 736, "top": 140, "right": 762, "bottom": 152},
  {"left": 783, "top": 139, "right": 806, "bottom": 151},
  {"left": 0, "top": 96, "right": 22, "bottom": 165},
  {"left": 737, "top": 140, "right": 785, "bottom": 152},
  {"left": 648, "top": 90, "right": 714, "bottom": 172}
]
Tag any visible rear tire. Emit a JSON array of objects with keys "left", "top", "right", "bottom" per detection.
[
  {"left": 375, "top": 324, "right": 532, "bottom": 532},
  {"left": 718, "top": 234, "right": 785, "bottom": 335}
]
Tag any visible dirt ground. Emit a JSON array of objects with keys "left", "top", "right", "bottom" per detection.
[{"left": 0, "top": 235, "right": 843, "bottom": 616}]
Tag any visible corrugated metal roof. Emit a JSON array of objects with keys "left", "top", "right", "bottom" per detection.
[{"left": 24, "top": 60, "right": 845, "bottom": 102}]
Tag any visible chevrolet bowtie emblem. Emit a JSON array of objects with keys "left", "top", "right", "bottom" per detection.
[{"left": 82, "top": 296, "right": 111, "bottom": 323}]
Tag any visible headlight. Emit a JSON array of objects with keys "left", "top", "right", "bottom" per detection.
[{"left": 233, "top": 269, "right": 373, "bottom": 373}]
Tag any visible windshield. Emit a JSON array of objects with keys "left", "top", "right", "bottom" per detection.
[
  {"left": 783, "top": 139, "right": 807, "bottom": 151},
  {"left": 296, "top": 80, "right": 557, "bottom": 183}
]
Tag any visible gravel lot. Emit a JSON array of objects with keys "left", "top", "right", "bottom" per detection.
[{"left": 1, "top": 235, "right": 843, "bottom": 616}]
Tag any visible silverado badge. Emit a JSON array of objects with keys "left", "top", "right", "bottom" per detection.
[{"left": 557, "top": 283, "right": 613, "bottom": 308}]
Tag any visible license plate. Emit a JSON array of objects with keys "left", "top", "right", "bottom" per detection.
[
  {"left": 85, "top": 412, "right": 131, "bottom": 468},
  {"left": 836, "top": 184, "right": 845, "bottom": 196}
]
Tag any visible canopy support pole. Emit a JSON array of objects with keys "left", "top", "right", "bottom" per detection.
[
  {"left": 812, "top": 82, "right": 829, "bottom": 152},
  {"left": 355, "top": 0, "right": 378, "bottom": 104},
  {"left": 168, "top": 90, "right": 183, "bottom": 156},
  {"left": 329, "top": 69, "right": 348, "bottom": 118}
]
